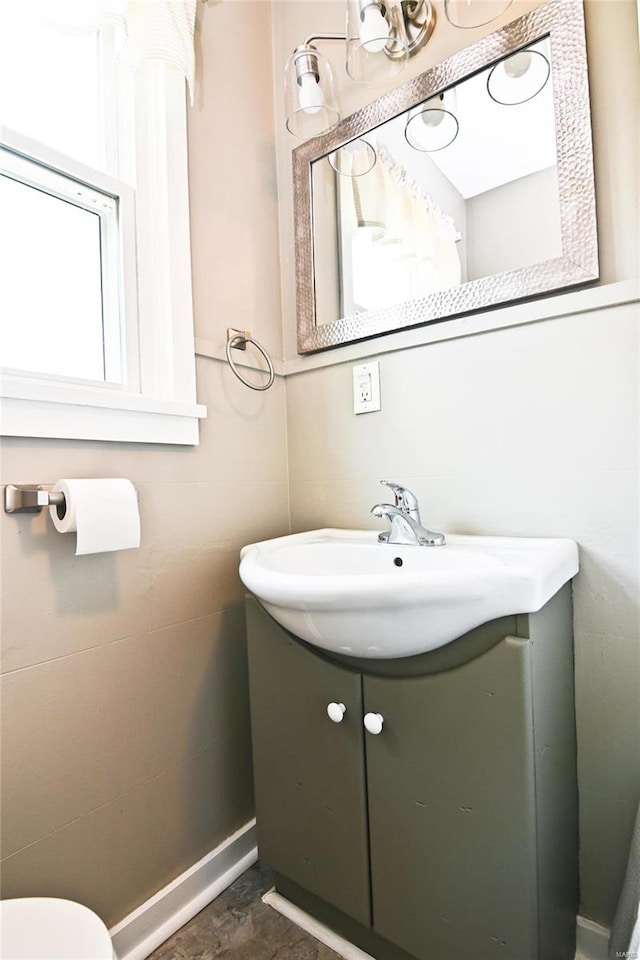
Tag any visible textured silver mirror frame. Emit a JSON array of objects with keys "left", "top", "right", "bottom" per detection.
[{"left": 293, "top": 0, "right": 598, "bottom": 355}]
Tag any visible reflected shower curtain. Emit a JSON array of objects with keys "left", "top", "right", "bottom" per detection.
[{"left": 349, "top": 147, "right": 461, "bottom": 311}]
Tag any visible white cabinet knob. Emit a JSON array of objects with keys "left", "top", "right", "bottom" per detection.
[
  {"left": 364, "top": 712, "right": 384, "bottom": 735},
  {"left": 327, "top": 702, "right": 347, "bottom": 723}
]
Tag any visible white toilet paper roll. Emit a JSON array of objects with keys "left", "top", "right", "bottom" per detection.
[{"left": 49, "top": 478, "right": 140, "bottom": 555}]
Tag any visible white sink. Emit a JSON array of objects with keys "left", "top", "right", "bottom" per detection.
[{"left": 239, "top": 529, "right": 579, "bottom": 659}]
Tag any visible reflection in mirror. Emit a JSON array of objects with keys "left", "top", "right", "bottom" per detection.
[
  {"left": 295, "top": 0, "right": 597, "bottom": 354},
  {"left": 312, "top": 37, "right": 559, "bottom": 326},
  {"left": 328, "top": 138, "right": 377, "bottom": 177}
]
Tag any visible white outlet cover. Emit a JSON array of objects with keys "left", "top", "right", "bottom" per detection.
[{"left": 353, "top": 361, "right": 381, "bottom": 414}]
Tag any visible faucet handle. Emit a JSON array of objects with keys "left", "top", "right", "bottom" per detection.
[{"left": 379, "top": 481, "right": 421, "bottom": 521}]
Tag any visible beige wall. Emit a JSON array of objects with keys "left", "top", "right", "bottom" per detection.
[
  {"left": 275, "top": 0, "right": 640, "bottom": 930},
  {"left": 0, "top": 2, "right": 289, "bottom": 928}
]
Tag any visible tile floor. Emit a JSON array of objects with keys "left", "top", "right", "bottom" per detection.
[
  {"left": 148, "top": 864, "right": 343, "bottom": 960},
  {"left": 145, "top": 865, "right": 592, "bottom": 960}
]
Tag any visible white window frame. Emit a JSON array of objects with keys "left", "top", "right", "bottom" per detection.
[
  {"left": 1, "top": 130, "right": 139, "bottom": 389},
  {"left": 0, "top": 38, "right": 206, "bottom": 445}
]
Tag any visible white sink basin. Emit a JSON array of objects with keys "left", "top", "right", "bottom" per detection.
[{"left": 239, "top": 529, "right": 579, "bottom": 659}]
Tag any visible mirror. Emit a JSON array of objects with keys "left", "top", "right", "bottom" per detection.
[{"left": 293, "top": 0, "right": 598, "bottom": 354}]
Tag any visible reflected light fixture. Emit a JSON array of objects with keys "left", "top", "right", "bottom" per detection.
[
  {"left": 404, "top": 90, "right": 459, "bottom": 151},
  {"left": 444, "top": 0, "right": 513, "bottom": 29},
  {"left": 285, "top": 0, "right": 436, "bottom": 139},
  {"left": 487, "top": 49, "right": 551, "bottom": 105},
  {"left": 328, "top": 138, "right": 377, "bottom": 177}
]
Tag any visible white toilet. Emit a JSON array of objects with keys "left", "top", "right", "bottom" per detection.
[{"left": 0, "top": 898, "right": 114, "bottom": 959}]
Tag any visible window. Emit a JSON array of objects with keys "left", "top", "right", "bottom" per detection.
[
  {"left": 0, "top": 5, "right": 205, "bottom": 444},
  {"left": 1, "top": 134, "right": 135, "bottom": 386}
]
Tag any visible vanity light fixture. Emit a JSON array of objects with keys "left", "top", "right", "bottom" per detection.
[
  {"left": 284, "top": 44, "right": 341, "bottom": 139},
  {"left": 285, "top": 0, "right": 436, "bottom": 139},
  {"left": 346, "top": 0, "right": 435, "bottom": 83},
  {"left": 404, "top": 89, "right": 459, "bottom": 151},
  {"left": 444, "top": 0, "right": 513, "bottom": 29},
  {"left": 487, "top": 48, "right": 551, "bottom": 105}
]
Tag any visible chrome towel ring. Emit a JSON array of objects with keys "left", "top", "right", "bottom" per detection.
[{"left": 225, "top": 328, "right": 275, "bottom": 391}]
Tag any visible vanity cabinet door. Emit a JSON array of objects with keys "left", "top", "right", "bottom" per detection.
[
  {"left": 246, "top": 599, "right": 371, "bottom": 926},
  {"left": 364, "top": 635, "right": 539, "bottom": 960}
]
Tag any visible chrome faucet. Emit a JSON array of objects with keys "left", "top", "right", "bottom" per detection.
[{"left": 371, "top": 480, "right": 445, "bottom": 547}]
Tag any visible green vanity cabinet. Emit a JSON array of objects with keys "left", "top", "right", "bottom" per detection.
[
  {"left": 246, "top": 598, "right": 372, "bottom": 926},
  {"left": 246, "top": 587, "right": 578, "bottom": 960},
  {"left": 365, "top": 638, "right": 538, "bottom": 959}
]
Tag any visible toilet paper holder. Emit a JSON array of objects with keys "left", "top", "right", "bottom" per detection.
[
  {"left": 4, "top": 485, "right": 66, "bottom": 515},
  {"left": 4, "top": 483, "right": 139, "bottom": 515}
]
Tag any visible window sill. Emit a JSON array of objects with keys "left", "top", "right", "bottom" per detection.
[{"left": 1, "top": 377, "right": 206, "bottom": 445}]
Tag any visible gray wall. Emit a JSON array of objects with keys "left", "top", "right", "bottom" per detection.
[
  {"left": 0, "top": 2, "right": 289, "bottom": 928},
  {"left": 273, "top": 0, "right": 640, "bottom": 930},
  {"left": 466, "top": 166, "right": 562, "bottom": 280}
]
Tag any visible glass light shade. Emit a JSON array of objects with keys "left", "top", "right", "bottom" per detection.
[
  {"left": 346, "top": 0, "right": 409, "bottom": 83},
  {"left": 444, "top": 0, "right": 513, "bottom": 29},
  {"left": 285, "top": 46, "right": 340, "bottom": 139},
  {"left": 328, "top": 138, "right": 377, "bottom": 176},
  {"left": 404, "top": 92, "right": 459, "bottom": 151},
  {"left": 487, "top": 49, "right": 551, "bottom": 105}
]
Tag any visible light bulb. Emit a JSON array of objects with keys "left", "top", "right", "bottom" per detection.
[
  {"left": 405, "top": 100, "right": 459, "bottom": 152},
  {"left": 487, "top": 47, "right": 550, "bottom": 105},
  {"left": 359, "top": 5, "right": 390, "bottom": 53},
  {"left": 298, "top": 72, "right": 325, "bottom": 114},
  {"left": 421, "top": 104, "right": 445, "bottom": 128},
  {"left": 504, "top": 51, "right": 532, "bottom": 80},
  {"left": 418, "top": 93, "right": 446, "bottom": 129}
]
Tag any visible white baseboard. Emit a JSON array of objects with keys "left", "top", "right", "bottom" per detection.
[
  {"left": 109, "top": 819, "right": 257, "bottom": 960},
  {"left": 576, "top": 916, "right": 610, "bottom": 960},
  {"left": 263, "top": 891, "right": 611, "bottom": 960},
  {"left": 108, "top": 839, "right": 610, "bottom": 960},
  {"left": 262, "top": 888, "right": 376, "bottom": 960}
]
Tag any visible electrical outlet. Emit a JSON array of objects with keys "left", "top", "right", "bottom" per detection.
[{"left": 353, "top": 361, "right": 381, "bottom": 414}]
